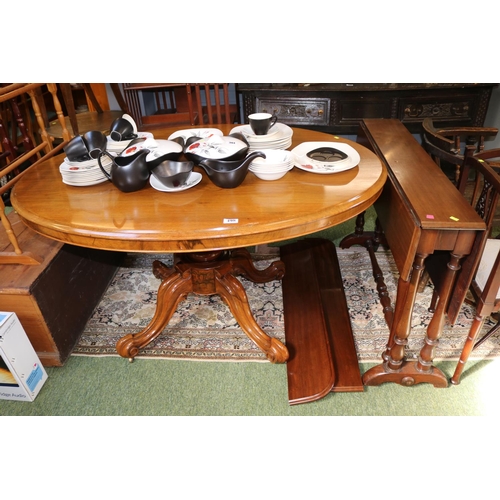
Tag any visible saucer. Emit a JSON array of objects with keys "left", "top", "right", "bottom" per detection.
[{"left": 149, "top": 171, "right": 202, "bottom": 192}]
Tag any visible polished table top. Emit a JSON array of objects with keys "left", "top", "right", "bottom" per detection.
[{"left": 12, "top": 125, "right": 386, "bottom": 253}]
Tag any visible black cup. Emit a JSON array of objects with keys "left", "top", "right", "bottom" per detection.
[
  {"left": 248, "top": 113, "right": 278, "bottom": 136},
  {"left": 110, "top": 117, "right": 136, "bottom": 142},
  {"left": 64, "top": 135, "right": 91, "bottom": 162},
  {"left": 83, "top": 130, "right": 107, "bottom": 159}
]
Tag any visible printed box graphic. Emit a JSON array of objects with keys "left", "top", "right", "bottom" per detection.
[{"left": 0, "top": 312, "right": 48, "bottom": 402}]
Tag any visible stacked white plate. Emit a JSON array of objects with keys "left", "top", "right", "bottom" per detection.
[
  {"left": 230, "top": 123, "right": 293, "bottom": 152},
  {"left": 249, "top": 149, "right": 294, "bottom": 180},
  {"left": 59, "top": 155, "right": 113, "bottom": 186}
]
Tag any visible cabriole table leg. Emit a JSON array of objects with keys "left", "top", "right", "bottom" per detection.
[{"left": 116, "top": 250, "right": 289, "bottom": 363}]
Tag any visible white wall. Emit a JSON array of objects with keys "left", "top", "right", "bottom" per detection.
[{"left": 484, "top": 85, "right": 500, "bottom": 148}]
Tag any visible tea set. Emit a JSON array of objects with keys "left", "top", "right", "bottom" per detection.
[{"left": 60, "top": 112, "right": 359, "bottom": 193}]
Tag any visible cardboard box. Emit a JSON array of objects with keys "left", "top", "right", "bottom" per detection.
[{"left": 0, "top": 312, "right": 48, "bottom": 402}]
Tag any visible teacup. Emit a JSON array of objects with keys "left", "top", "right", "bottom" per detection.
[
  {"left": 83, "top": 130, "right": 107, "bottom": 159},
  {"left": 64, "top": 135, "right": 91, "bottom": 162},
  {"left": 248, "top": 113, "right": 278, "bottom": 136},
  {"left": 110, "top": 117, "right": 137, "bottom": 142}
]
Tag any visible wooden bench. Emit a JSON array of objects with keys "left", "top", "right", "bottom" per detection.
[
  {"left": 0, "top": 211, "right": 121, "bottom": 366},
  {"left": 280, "top": 238, "right": 363, "bottom": 405}
]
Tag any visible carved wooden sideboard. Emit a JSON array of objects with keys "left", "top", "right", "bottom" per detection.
[{"left": 237, "top": 83, "right": 497, "bottom": 134}]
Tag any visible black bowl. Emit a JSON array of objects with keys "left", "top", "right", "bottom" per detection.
[
  {"left": 151, "top": 160, "right": 194, "bottom": 189},
  {"left": 198, "top": 151, "right": 265, "bottom": 189}
]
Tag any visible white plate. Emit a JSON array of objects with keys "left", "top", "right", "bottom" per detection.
[
  {"left": 230, "top": 123, "right": 293, "bottom": 142},
  {"left": 62, "top": 176, "right": 108, "bottom": 187},
  {"left": 61, "top": 156, "right": 112, "bottom": 171},
  {"left": 61, "top": 170, "right": 109, "bottom": 180},
  {"left": 236, "top": 124, "right": 280, "bottom": 140},
  {"left": 149, "top": 172, "right": 202, "bottom": 192},
  {"left": 291, "top": 142, "right": 361, "bottom": 174},
  {"left": 231, "top": 123, "right": 293, "bottom": 152},
  {"left": 168, "top": 128, "right": 223, "bottom": 143}
]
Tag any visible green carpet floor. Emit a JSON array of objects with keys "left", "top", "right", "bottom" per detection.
[{"left": 2, "top": 356, "right": 500, "bottom": 416}]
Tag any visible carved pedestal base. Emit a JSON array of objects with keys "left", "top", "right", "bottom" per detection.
[{"left": 115, "top": 248, "right": 289, "bottom": 363}]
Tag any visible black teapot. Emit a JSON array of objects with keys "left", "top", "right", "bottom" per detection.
[{"left": 98, "top": 149, "right": 150, "bottom": 193}]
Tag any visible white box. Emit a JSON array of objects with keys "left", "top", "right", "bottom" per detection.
[{"left": 0, "top": 312, "right": 48, "bottom": 402}]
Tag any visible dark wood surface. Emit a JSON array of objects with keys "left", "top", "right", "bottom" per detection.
[
  {"left": 238, "top": 83, "right": 496, "bottom": 135},
  {"left": 281, "top": 238, "right": 363, "bottom": 405}
]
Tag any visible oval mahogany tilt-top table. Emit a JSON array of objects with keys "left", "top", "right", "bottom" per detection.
[{"left": 12, "top": 124, "right": 386, "bottom": 364}]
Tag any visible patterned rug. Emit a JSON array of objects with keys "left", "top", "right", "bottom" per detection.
[{"left": 73, "top": 247, "right": 500, "bottom": 363}]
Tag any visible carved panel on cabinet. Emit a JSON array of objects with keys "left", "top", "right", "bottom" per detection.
[
  {"left": 400, "top": 100, "right": 472, "bottom": 123},
  {"left": 237, "top": 84, "right": 496, "bottom": 133},
  {"left": 255, "top": 97, "right": 330, "bottom": 126}
]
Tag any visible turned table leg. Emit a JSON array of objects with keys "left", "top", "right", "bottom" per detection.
[{"left": 363, "top": 251, "right": 464, "bottom": 387}]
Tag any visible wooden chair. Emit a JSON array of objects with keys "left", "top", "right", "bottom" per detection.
[
  {"left": 450, "top": 154, "right": 500, "bottom": 384},
  {"left": 45, "top": 83, "right": 127, "bottom": 139},
  {"left": 1, "top": 83, "right": 69, "bottom": 265},
  {"left": 423, "top": 145, "right": 500, "bottom": 308},
  {"left": 121, "top": 83, "right": 239, "bottom": 129},
  {"left": 187, "top": 84, "right": 239, "bottom": 125},
  {"left": 422, "top": 117, "right": 498, "bottom": 184},
  {"left": 1, "top": 85, "right": 37, "bottom": 162},
  {"left": 122, "top": 83, "right": 194, "bottom": 129}
]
